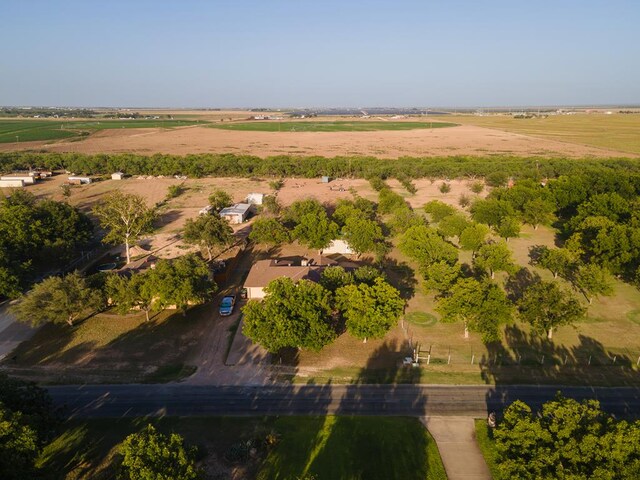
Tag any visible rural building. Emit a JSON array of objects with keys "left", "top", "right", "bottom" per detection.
[
  {"left": 246, "top": 192, "right": 265, "bottom": 205},
  {"left": 199, "top": 205, "right": 214, "bottom": 216},
  {"left": 243, "top": 257, "right": 338, "bottom": 299},
  {"left": 323, "top": 239, "right": 355, "bottom": 255},
  {"left": 321, "top": 176, "right": 332, "bottom": 183},
  {"left": 0, "top": 179, "right": 25, "bottom": 188},
  {"left": 68, "top": 176, "right": 92, "bottom": 185},
  {"left": 220, "top": 203, "right": 253, "bottom": 224},
  {"left": 1, "top": 175, "right": 36, "bottom": 185},
  {"left": 111, "top": 172, "right": 125, "bottom": 180}
]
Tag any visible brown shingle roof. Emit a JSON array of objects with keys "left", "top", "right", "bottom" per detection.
[{"left": 244, "top": 258, "right": 337, "bottom": 288}]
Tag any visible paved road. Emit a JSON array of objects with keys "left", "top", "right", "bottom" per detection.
[
  {"left": 47, "top": 384, "right": 640, "bottom": 418},
  {"left": 0, "top": 301, "right": 38, "bottom": 360}
]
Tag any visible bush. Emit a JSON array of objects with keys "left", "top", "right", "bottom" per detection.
[
  {"left": 470, "top": 181, "right": 484, "bottom": 194},
  {"left": 166, "top": 184, "right": 186, "bottom": 200},
  {"left": 368, "top": 176, "right": 388, "bottom": 192},
  {"left": 459, "top": 194, "right": 471, "bottom": 207},
  {"left": 439, "top": 182, "right": 451, "bottom": 194},
  {"left": 269, "top": 179, "right": 284, "bottom": 191},
  {"left": 486, "top": 171, "right": 508, "bottom": 187}
]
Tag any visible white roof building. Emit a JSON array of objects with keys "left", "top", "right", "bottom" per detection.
[
  {"left": 220, "top": 203, "right": 253, "bottom": 224},
  {"left": 111, "top": 172, "right": 125, "bottom": 180}
]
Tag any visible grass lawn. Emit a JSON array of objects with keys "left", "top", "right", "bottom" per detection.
[
  {"left": 474, "top": 420, "right": 501, "bottom": 480},
  {"left": 2, "top": 307, "right": 209, "bottom": 384},
  {"left": 38, "top": 416, "right": 446, "bottom": 480},
  {"left": 0, "top": 119, "right": 206, "bottom": 143},
  {"left": 445, "top": 113, "right": 640, "bottom": 155},
  {"left": 209, "top": 121, "right": 456, "bottom": 132}
]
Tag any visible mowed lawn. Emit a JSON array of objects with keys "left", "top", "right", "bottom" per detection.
[
  {"left": 0, "top": 119, "right": 207, "bottom": 143},
  {"left": 209, "top": 121, "right": 457, "bottom": 132},
  {"left": 292, "top": 221, "right": 640, "bottom": 387},
  {"left": 3, "top": 307, "right": 208, "bottom": 383},
  {"left": 39, "top": 416, "right": 446, "bottom": 480},
  {"left": 446, "top": 113, "right": 640, "bottom": 155}
]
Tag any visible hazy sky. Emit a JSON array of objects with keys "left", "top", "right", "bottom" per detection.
[{"left": 1, "top": 0, "right": 638, "bottom": 108}]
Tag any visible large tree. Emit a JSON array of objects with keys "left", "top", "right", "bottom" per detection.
[
  {"left": 422, "top": 260, "right": 462, "bottom": 293},
  {"left": 518, "top": 281, "right": 586, "bottom": 339},
  {"left": 242, "top": 278, "right": 336, "bottom": 352},
  {"left": 292, "top": 211, "right": 339, "bottom": 251},
  {"left": 319, "top": 266, "right": 354, "bottom": 292},
  {"left": 423, "top": 200, "right": 456, "bottom": 223},
  {"left": 208, "top": 189, "right": 233, "bottom": 213},
  {"left": 495, "top": 216, "right": 521, "bottom": 242},
  {"left": 118, "top": 424, "right": 201, "bottom": 480},
  {"left": 0, "top": 406, "right": 40, "bottom": 480},
  {"left": 521, "top": 197, "right": 556, "bottom": 230},
  {"left": 536, "top": 247, "right": 576, "bottom": 279},
  {"left": 106, "top": 273, "right": 156, "bottom": 321},
  {"left": 459, "top": 223, "right": 490, "bottom": 255},
  {"left": 249, "top": 217, "right": 291, "bottom": 247},
  {"left": 12, "top": 272, "right": 102, "bottom": 326},
  {"left": 183, "top": 214, "right": 234, "bottom": 261},
  {"left": 341, "top": 216, "right": 385, "bottom": 258},
  {"left": 474, "top": 241, "right": 516, "bottom": 279},
  {"left": 93, "top": 191, "right": 155, "bottom": 264},
  {"left": 336, "top": 278, "right": 404, "bottom": 343},
  {"left": 573, "top": 263, "right": 614, "bottom": 304},
  {"left": 437, "top": 213, "right": 470, "bottom": 243},
  {"left": 436, "top": 278, "right": 512, "bottom": 341},
  {"left": 398, "top": 225, "right": 458, "bottom": 267}
]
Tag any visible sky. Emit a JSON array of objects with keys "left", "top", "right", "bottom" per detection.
[{"left": 0, "top": 0, "right": 639, "bottom": 108}]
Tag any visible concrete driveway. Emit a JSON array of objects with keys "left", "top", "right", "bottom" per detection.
[{"left": 0, "top": 301, "right": 38, "bottom": 361}]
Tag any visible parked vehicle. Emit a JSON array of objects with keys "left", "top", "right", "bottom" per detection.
[{"left": 219, "top": 295, "right": 236, "bottom": 316}]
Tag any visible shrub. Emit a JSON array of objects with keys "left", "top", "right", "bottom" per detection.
[{"left": 439, "top": 182, "right": 451, "bottom": 194}]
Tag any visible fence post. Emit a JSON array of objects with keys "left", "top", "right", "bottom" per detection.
[
  {"left": 427, "top": 354, "right": 431, "bottom": 365},
  {"left": 564, "top": 354, "right": 568, "bottom": 365},
  {"left": 588, "top": 355, "right": 592, "bottom": 366},
  {"left": 613, "top": 356, "right": 617, "bottom": 365},
  {"left": 540, "top": 355, "right": 544, "bottom": 365},
  {"left": 637, "top": 356, "right": 640, "bottom": 367},
  {"left": 448, "top": 354, "right": 451, "bottom": 365},
  {"left": 471, "top": 354, "right": 475, "bottom": 365}
]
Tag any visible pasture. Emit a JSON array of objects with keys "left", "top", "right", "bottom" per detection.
[
  {"left": 0, "top": 118, "right": 206, "bottom": 143},
  {"left": 209, "top": 120, "right": 457, "bottom": 132}
]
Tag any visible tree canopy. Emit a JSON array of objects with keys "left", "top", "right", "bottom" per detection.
[
  {"left": 474, "top": 242, "right": 516, "bottom": 279},
  {"left": 249, "top": 217, "right": 291, "bottom": 247},
  {"left": 398, "top": 225, "right": 458, "bottom": 267},
  {"left": 183, "top": 214, "right": 234, "bottom": 261},
  {"left": 207, "top": 189, "right": 233, "bottom": 213}
]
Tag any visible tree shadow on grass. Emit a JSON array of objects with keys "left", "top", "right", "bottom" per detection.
[{"left": 382, "top": 257, "right": 417, "bottom": 301}]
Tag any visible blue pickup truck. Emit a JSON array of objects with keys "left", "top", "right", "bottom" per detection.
[{"left": 219, "top": 295, "right": 236, "bottom": 316}]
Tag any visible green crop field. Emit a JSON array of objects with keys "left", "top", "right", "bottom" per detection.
[
  {"left": 209, "top": 120, "right": 457, "bottom": 132},
  {"left": 0, "top": 119, "right": 207, "bottom": 143}
]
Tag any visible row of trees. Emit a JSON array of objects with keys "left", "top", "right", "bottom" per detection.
[
  {"left": 2, "top": 151, "right": 639, "bottom": 180},
  {"left": 0, "top": 191, "right": 93, "bottom": 298},
  {"left": 12, "top": 255, "right": 214, "bottom": 327},
  {"left": 242, "top": 266, "right": 404, "bottom": 351},
  {"left": 493, "top": 395, "right": 640, "bottom": 479}
]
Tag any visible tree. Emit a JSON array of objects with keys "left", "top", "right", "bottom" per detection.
[
  {"left": 398, "top": 225, "right": 458, "bottom": 267},
  {"left": 12, "top": 272, "right": 102, "bottom": 326},
  {"left": 470, "top": 198, "right": 515, "bottom": 228},
  {"left": 183, "top": 214, "right": 234, "bottom": 261},
  {"left": 93, "top": 191, "right": 155, "bottom": 264},
  {"left": 522, "top": 197, "right": 556, "bottom": 230},
  {"left": 436, "top": 278, "right": 512, "bottom": 341},
  {"left": 341, "top": 216, "right": 385, "bottom": 258},
  {"left": 437, "top": 213, "right": 470, "bottom": 242},
  {"left": 118, "top": 424, "right": 200, "bottom": 480},
  {"left": 145, "top": 255, "right": 214, "bottom": 313},
  {"left": 474, "top": 242, "right": 516, "bottom": 279},
  {"left": 495, "top": 216, "right": 521, "bottom": 242},
  {"left": 0, "top": 405, "right": 40, "bottom": 480},
  {"left": 378, "top": 189, "right": 406, "bottom": 214},
  {"left": 319, "top": 266, "right": 354, "bottom": 292},
  {"left": 386, "top": 205, "right": 425, "bottom": 236},
  {"left": 353, "top": 265, "right": 385, "bottom": 285},
  {"left": 208, "top": 189, "right": 233, "bottom": 213},
  {"left": 573, "top": 263, "right": 614, "bottom": 304},
  {"left": 332, "top": 197, "right": 376, "bottom": 226},
  {"left": 242, "top": 278, "right": 335, "bottom": 352},
  {"left": 262, "top": 195, "right": 282, "bottom": 215},
  {"left": 336, "top": 278, "right": 404, "bottom": 343},
  {"left": 284, "top": 198, "right": 326, "bottom": 224},
  {"left": 423, "top": 200, "right": 456, "bottom": 223},
  {"left": 459, "top": 223, "right": 490, "bottom": 255},
  {"left": 292, "top": 212, "right": 339, "bottom": 251},
  {"left": 422, "top": 261, "right": 461, "bottom": 293},
  {"left": 249, "top": 217, "right": 290, "bottom": 247},
  {"left": 535, "top": 247, "right": 576, "bottom": 279},
  {"left": 106, "top": 273, "right": 156, "bottom": 322},
  {"left": 518, "top": 281, "right": 586, "bottom": 339}
]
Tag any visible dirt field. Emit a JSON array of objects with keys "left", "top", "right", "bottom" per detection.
[{"left": 1, "top": 123, "right": 632, "bottom": 158}]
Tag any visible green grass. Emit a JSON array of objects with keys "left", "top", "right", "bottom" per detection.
[
  {"left": 0, "top": 119, "right": 207, "bottom": 143},
  {"left": 209, "top": 121, "right": 457, "bottom": 132},
  {"left": 38, "top": 416, "right": 446, "bottom": 480},
  {"left": 474, "top": 419, "right": 502, "bottom": 480},
  {"left": 405, "top": 311, "right": 438, "bottom": 327}
]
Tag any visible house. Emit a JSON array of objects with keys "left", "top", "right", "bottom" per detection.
[
  {"left": 323, "top": 239, "right": 355, "bottom": 255},
  {"left": 246, "top": 192, "right": 265, "bottom": 205},
  {"left": 243, "top": 257, "right": 338, "bottom": 299},
  {"left": 1, "top": 175, "right": 35, "bottom": 185},
  {"left": 220, "top": 203, "right": 253, "bottom": 224},
  {"left": 0, "top": 179, "right": 25, "bottom": 188},
  {"left": 68, "top": 176, "right": 92, "bottom": 185},
  {"left": 111, "top": 172, "right": 125, "bottom": 180}
]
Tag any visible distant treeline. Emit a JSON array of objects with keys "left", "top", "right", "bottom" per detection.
[{"left": 1, "top": 152, "right": 639, "bottom": 180}]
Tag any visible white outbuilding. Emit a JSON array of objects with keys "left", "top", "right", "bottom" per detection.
[
  {"left": 111, "top": 172, "right": 125, "bottom": 180},
  {"left": 0, "top": 179, "right": 25, "bottom": 188},
  {"left": 323, "top": 239, "right": 355, "bottom": 255},
  {"left": 246, "top": 192, "right": 265, "bottom": 205}
]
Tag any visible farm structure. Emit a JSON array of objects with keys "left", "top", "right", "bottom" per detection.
[
  {"left": 68, "top": 176, "right": 92, "bottom": 185},
  {"left": 243, "top": 257, "right": 338, "bottom": 300},
  {"left": 111, "top": 172, "right": 125, "bottom": 180},
  {"left": 1, "top": 174, "right": 36, "bottom": 185},
  {"left": 0, "top": 179, "right": 25, "bottom": 188},
  {"left": 246, "top": 192, "right": 265, "bottom": 205},
  {"left": 219, "top": 203, "right": 253, "bottom": 224},
  {"left": 323, "top": 239, "right": 355, "bottom": 255}
]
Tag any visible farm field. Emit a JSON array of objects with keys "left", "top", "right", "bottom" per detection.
[
  {"left": 39, "top": 416, "right": 445, "bottom": 480},
  {"left": 0, "top": 119, "right": 634, "bottom": 157},
  {"left": 446, "top": 113, "right": 640, "bottom": 155},
  {"left": 209, "top": 120, "right": 457, "bottom": 132},
  {"left": 0, "top": 118, "right": 207, "bottom": 143}
]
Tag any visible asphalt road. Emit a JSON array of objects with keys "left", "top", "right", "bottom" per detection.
[{"left": 47, "top": 384, "right": 640, "bottom": 418}]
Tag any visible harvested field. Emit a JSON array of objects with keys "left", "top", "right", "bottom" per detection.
[{"left": 0, "top": 123, "right": 632, "bottom": 158}]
